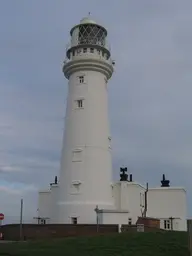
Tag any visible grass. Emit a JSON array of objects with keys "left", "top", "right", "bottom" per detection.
[{"left": 0, "top": 231, "right": 188, "bottom": 256}]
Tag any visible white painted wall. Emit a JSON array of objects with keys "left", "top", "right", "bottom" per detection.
[
  {"left": 125, "top": 182, "right": 146, "bottom": 224},
  {"left": 50, "top": 184, "right": 59, "bottom": 223},
  {"left": 38, "top": 190, "right": 51, "bottom": 223},
  {"left": 38, "top": 182, "right": 188, "bottom": 230},
  {"left": 147, "top": 187, "right": 187, "bottom": 231},
  {"left": 57, "top": 19, "right": 114, "bottom": 224},
  {"left": 57, "top": 67, "right": 114, "bottom": 223},
  {"left": 112, "top": 183, "right": 121, "bottom": 209},
  {"left": 99, "top": 211, "right": 130, "bottom": 225},
  {"left": 112, "top": 181, "right": 146, "bottom": 225}
]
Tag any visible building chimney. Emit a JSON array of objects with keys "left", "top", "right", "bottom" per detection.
[
  {"left": 120, "top": 167, "right": 128, "bottom": 181},
  {"left": 161, "top": 174, "right": 170, "bottom": 187}
]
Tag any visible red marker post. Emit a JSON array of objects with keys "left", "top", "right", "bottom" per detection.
[
  {"left": 0, "top": 213, "right": 4, "bottom": 221},
  {"left": 0, "top": 213, "right": 4, "bottom": 239}
]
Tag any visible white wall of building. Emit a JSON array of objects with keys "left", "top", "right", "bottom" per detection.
[
  {"left": 125, "top": 182, "right": 146, "bottom": 224},
  {"left": 147, "top": 187, "right": 187, "bottom": 231},
  {"left": 38, "top": 190, "right": 51, "bottom": 223},
  {"left": 57, "top": 68, "right": 114, "bottom": 224},
  {"left": 50, "top": 184, "right": 59, "bottom": 223},
  {"left": 112, "top": 181, "right": 146, "bottom": 225},
  {"left": 37, "top": 181, "right": 187, "bottom": 231},
  {"left": 112, "top": 182, "right": 121, "bottom": 209},
  {"left": 98, "top": 211, "right": 130, "bottom": 225}
]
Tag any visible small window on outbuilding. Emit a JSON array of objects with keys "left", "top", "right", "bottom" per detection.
[
  {"left": 71, "top": 217, "right": 77, "bottom": 224},
  {"left": 164, "top": 219, "right": 171, "bottom": 230}
]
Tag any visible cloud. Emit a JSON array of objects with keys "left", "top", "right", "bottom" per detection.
[
  {"left": 0, "top": 165, "right": 24, "bottom": 173},
  {"left": 0, "top": 0, "right": 192, "bottom": 221}
]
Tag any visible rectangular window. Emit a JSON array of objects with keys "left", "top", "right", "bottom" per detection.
[
  {"left": 79, "top": 76, "right": 84, "bottom": 83},
  {"left": 71, "top": 217, "right": 77, "bottom": 224},
  {"left": 40, "top": 219, "right": 46, "bottom": 225},
  {"left": 72, "top": 51, "right": 75, "bottom": 56},
  {"left": 140, "top": 193, "right": 145, "bottom": 207},
  {"left": 72, "top": 149, "right": 82, "bottom": 162},
  {"left": 164, "top": 220, "right": 171, "bottom": 230},
  {"left": 83, "top": 48, "right": 87, "bottom": 53},
  {"left": 76, "top": 99, "right": 83, "bottom": 108},
  {"left": 97, "top": 49, "right": 101, "bottom": 54},
  {"left": 128, "top": 218, "right": 132, "bottom": 225},
  {"left": 108, "top": 136, "right": 112, "bottom": 149},
  {"left": 90, "top": 48, "right": 94, "bottom": 53},
  {"left": 71, "top": 182, "right": 81, "bottom": 194}
]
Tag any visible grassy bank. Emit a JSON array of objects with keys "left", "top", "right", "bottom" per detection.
[{"left": 0, "top": 231, "right": 188, "bottom": 256}]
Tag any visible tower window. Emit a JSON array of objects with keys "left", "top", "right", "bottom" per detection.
[
  {"left": 97, "top": 49, "right": 101, "bottom": 54},
  {"left": 102, "top": 51, "right": 105, "bottom": 57},
  {"left": 79, "top": 76, "right": 84, "bottom": 83},
  {"left": 108, "top": 136, "right": 112, "bottom": 149},
  {"left": 72, "top": 51, "right": 75, "bottom": 56},
  {"left": 72, "top": 149, "right": 82, "bottom": 162},
  {"left": 90, "top": 48, "right": 94, "bottom": 53},
  {"left": 83, "top": 48, "right": 87, "bottom": 53},
  {"left": 71, "top": 217, "right": 77, "bottom": 224},
  {"left": 76, "top": 99, "right": 83, "bottom": 108}
]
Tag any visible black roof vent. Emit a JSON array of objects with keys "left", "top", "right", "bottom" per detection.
[
  {"left": 120, "top": 167, "right": 128, "bottom": 181},
  {"left": 161, "top": 174, "right": 170, "bottom": 187}
]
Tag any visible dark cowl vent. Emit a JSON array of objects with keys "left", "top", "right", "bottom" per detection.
[
  {"left": 120, "top": 167, "right": 128, "bottom": 181},
  {"left": 161, "top": 174, "right": 170, "bottom": 187}
]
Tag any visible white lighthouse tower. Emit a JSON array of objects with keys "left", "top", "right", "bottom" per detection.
[{"left": 57, "top": 16, "right": 115, "bottom": 224}]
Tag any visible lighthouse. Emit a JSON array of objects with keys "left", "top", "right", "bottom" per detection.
[
  {"left": 37, "top": 16, "right": 187, "bottom": 230},
  {"left": 57, "top": 16, "right": 115, "bottom": 224}
]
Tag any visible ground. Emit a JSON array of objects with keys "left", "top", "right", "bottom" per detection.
[{"left": 0, "top": 231, "right": 188, "bottom": 256}]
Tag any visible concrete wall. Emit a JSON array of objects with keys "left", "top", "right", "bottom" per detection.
[
  {"left": 0, "top": 224, "right": 118, "bottom": 240},
  {"left": 147, "top": 187, "right": 187, "bottom": 231},
  {"left": 112, "top": 183, "right": 121, "bottom": 209},
  {"left": 57, "top": 67, "right": 114, "bottom": 223},
  {"left": 99, "top": 211, "right": 129, "bottom": 225},
  {"left": 50, "top": 184, "right": 59, "bottom": 223},
  {"left": 112, "top": 181, "right": 146, "bottom": 225},
  {"left": 38, "top": 190, "right": 51, "bottom": 223},
  {"left": 0, "top": 223, "right": 161, "bottom": 241}
]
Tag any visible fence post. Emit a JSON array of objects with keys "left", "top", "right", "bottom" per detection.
[{"left": 187, "top": 219, "right": 192, "bottom": 256}]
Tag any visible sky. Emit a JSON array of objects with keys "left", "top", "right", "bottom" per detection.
[{"left": 0, "top": 0, "right": 192, "bottom": 223}]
